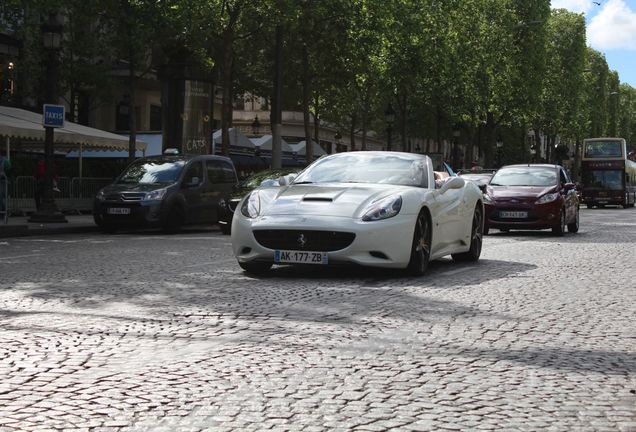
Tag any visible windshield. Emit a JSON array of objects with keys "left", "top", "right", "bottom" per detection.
[
  {"left": 117, "top": 160, "right": 186, "bottom": 184},
  {"left": 582, "top": 170, "right": 623, "bottom": 190},
  {"left": 490, "top": 167, "right": 557, "bottom": 187},
  {"left": 293, "top": 153, "right": 428, "bottom": 187},
  {"left": 583, "top": 140, "right": 624, "bottom": 158}
]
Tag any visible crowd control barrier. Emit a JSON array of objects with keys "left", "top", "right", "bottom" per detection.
[
  {"left": 9, "top": 176, "right": 112, "bottom": 215},
  {"left": 0, "top": 173, "right": 8, "bottom": 224}
]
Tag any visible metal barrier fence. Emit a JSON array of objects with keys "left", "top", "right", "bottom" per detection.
[
  {"left": 0, "top": 173, "right": 7, "bottom": 224},
  {"left": 9, "top": 176, "right": 112, "bottom": 215}
]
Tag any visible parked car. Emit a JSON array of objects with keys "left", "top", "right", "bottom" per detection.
[
  {"left": 93, "top": 150, "right": 238, "bottom": 233},
  {"left": 231, "top": 151, "right": 484, "bottom": 275},
  {"left": 483, "top": 164, "right": 579, "bottom": 236},
  {"left": 218, "top": 167, "right": 301, "bottom": 235}
]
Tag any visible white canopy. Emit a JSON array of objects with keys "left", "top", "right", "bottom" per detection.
[
  {"left": 212, "top": 128, "right": 255, "bottom": 150},
  {"left": 251, "top": 134, "right": 294, "bottom": 153},
  {"left": 0, "top": 105, "right": 147, "bottom": 152},
  {"left": 292, "top": 140, "right": 328, "bottom": 157}
]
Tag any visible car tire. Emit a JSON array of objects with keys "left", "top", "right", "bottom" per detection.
[
  {"left": 567, "top": 207, "right": 579, "bottom": 233},
  {"left": 163, "top": 205, "right": 184, "bottom": 233},
  {"left": 239, "top": 261, "right": 272, "bottom": 274},
  {"left": 407, "top": 211, "right": 431, "bottom": 276},
  {"left": 552, "top": 209, "right": 566, "bottom": 236},
  {"left": 452, "top": 205, "right": 483, "bottom": 262},
  {"left": 219, "top": 222, "right": 231, "bottom": 235},
  {"left": 94, "top": 215, "right": 116, "bottom": 234}
]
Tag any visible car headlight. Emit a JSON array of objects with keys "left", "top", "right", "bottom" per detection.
[
  {"left": 535, "top": 193, "right": 559, "bottom": 204},
  {"left": 241, "top": 191, "right": 261, "bottom": 218},
  {"left": 143, "top": 189, "right": 167, "bottom": 201},
  {"left": 483, "top": 193, "right": 493, "bottom": 204},
  {"left": 96, "top": 190, "right": 106, "bottom": 201},
  {"left": 362, "top": 195, "right": 402, "bottom": 222}
]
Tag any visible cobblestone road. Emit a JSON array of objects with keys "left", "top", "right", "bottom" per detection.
[{"left": 0, "top": 208, "right": 635, "bottom": 431}]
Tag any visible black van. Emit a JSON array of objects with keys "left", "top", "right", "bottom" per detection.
[{"left": 93, "top": 152, "right": 238, "bottom": 233}]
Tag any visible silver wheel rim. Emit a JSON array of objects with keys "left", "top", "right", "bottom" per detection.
[{"left": 415, "top": 215, "right": 430, "bottom": 271}]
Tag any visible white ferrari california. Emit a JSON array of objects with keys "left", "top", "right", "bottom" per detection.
[{"left": 231, "top": 151, "right": 484, "bottom": 275}]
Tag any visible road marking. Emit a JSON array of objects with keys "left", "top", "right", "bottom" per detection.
[{"left": 0, "top": 253, "right": 44, "bottom": 260}]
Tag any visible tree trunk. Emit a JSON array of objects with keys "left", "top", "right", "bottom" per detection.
[
  {"left": 128, "top": 62, "right": 137, "bottom": 163},
  {"left": 270, "top": 23, "right": 283, "bottom": 168},
  {"left": 221, "top": 26, "right": 234, "bottom": 157},
  {"left": 484, "top": 112, "right": 496, "bottom": 167},
  {"left": 400, "top": 94, "right": 407, "bottom": 152},
  {"left": 313, "top": 94, "right": 320, "bottom": 147},
  {"left": 349, "top": 113, "right": 357, "bottom": 152},
  {"left": 301, "top": 44, "right": 313, "bottom": 165}
]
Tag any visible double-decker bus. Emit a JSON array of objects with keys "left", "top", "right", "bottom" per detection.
[{"left": 580, "top": 137, "right": 636, "bottom": 208}]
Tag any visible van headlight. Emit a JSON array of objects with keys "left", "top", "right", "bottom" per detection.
[
  {"left": 535, "top": 193, "right": 559, "bottom": 204},
  {"left": 96, "top": 190, "right": 106, "bottom": 201},
  {"left": 362, "top": 195, "right": 402, "bottom": 221},
  {"left": 241, "top": 191, "right": 261, "bottom": 218},
  {"left": 143, "top": 189, "right": 167, "bottom": 201}
]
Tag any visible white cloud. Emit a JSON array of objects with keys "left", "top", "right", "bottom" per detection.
[
  {"left": 588, "top": 0, "right": 636, "bottom": 49},
  {"left": 551, "top": 0, "right": 594, "bottom": 13}
]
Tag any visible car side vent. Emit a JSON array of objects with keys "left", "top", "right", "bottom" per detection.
[
  {"left": 302, "top": 197, "right": 333, "bottom": 202},
  {"left": 369, "top": 251, "right": 389, "bottom": 260}
]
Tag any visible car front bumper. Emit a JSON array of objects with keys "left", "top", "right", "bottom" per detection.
[
  {"left": 231, "top": 213, "right": 416, "bottom": 269},
  {"left": 485, "top": 200, "right": 562, "bottom": 230},
  {"left": 93, "top": 200, "right": 164, "bottom": 227}
]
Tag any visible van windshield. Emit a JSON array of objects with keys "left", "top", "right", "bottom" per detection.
[{"left": 117, "top": 160, "right": 186, "bottom": 184}]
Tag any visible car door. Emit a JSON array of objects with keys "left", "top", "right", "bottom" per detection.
[
  {"left": 430, "top": 178, "right": 464, "bottom": 254},
  {"left": 181, "top": 161, "right": 206, "bottom": 224},
  {"left": 560, "top": 168, "right": 577, "bottom": 221},
  {"left": 205, "top": 160, "right": 238, "bottom": 223}
]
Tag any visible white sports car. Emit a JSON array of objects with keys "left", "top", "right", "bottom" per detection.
[{"left": 231, "top": 151, "right": 484, "bottom": 275}]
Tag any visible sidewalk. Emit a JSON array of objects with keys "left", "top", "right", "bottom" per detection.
[{"left": 0, "top": 214, "right": 98, "bottom": 238}]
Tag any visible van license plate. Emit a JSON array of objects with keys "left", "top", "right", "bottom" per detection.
[
  {"left": 107, "top": 207, "right": 130, "bottom": 215},
  {"left": 275, "top": 250, "right": 328, "bottom": 265}
]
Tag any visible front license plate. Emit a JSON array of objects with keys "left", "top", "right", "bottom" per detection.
[
  {"left": 499, "top": 211, "right": 527, "bottom": 218},
  {"left": 107, "top": 207, "right": 131, "bottom": 215},
  {"left": 275, "top": 250, "right": 328, "bottom": 265}
]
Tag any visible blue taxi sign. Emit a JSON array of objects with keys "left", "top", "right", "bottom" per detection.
[{"left": 43, "top": 104, "right": 65, "bottom": 128}]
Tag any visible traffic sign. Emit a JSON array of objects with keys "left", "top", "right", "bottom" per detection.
[{"left": 43, "top": 104, "right": 65, "bottom": 128}]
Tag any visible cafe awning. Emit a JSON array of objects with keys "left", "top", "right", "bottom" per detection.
[{"left": 0, "top": 105, "right": 147, "bottom": 152}]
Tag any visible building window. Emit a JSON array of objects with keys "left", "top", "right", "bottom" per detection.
[
  {"left": 115, "top": 101, "right": 130, "bottom": 131},
  {"left": 150, "top": 105, "right": 162, "bottom": 131}
]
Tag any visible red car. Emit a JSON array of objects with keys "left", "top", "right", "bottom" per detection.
[{"left": 484, "top": 164, "right": 579, "bottom": 236}]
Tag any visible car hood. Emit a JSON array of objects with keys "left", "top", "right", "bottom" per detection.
[
  {"left": 488, "top": 185, "right": 557, "bottom": 200},
  {"left": 258, "top": 184, "right": 404, "bottom": 218},
  {"left": 102, "top": 183, "right": 169, "bottom": 193}
]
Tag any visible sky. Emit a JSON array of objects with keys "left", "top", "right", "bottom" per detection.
[{"left": 551, "top": 0, "right": 636, "bottom": 87}]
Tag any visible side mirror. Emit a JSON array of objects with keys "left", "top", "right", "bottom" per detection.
[
  {"left": 439, "top": 176, "right": 465, "bottom": 194},
  {"left": 279, "top": 173, "right": 298, "bottom": 186},
  {"left": 563, "top": 182, "right": 575, "bottom": 192},
  {"left": 478, "top": 184, "right": 488, "bottom": 194}
]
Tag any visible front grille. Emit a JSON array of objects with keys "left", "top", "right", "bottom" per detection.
[
  {"left": 253, "top": 229, "right": 356, "bottom": 252},
  {"left": 121, "top": 192, "right": 145, "bottom": 201}
]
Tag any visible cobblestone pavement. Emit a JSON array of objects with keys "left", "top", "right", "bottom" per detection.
[{"left": 0, "top": 208, "right": 635, "bottom": 431}]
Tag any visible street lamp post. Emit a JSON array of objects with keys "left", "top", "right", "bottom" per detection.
[
  {"left": 384, "top": 104, "right": 395, "bottom": 151},
  {"left": 29, "top": 13, "right": 66, "bottom": 224},
  {"left": 496, "top": 139, "right": 503, "bottom": 167}
]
